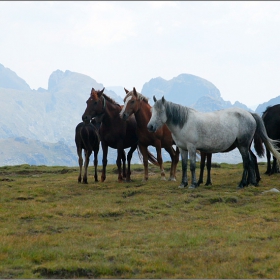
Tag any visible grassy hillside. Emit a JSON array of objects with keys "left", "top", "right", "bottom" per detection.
[{"left": 0, "top": 162, "right": 279, "bottom": 278}]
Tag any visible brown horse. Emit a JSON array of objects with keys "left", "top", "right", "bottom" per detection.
[
  {"left": 75, "top": 118, "right": 100, "bottom": 183},
  {"left": 82, "top": 88, "right": 158, "bottom": 182},
  {"left": 119, "top": 87, "right": 180, "bottom": 181}
]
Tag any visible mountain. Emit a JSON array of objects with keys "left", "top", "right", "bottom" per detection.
[
  {"left": 255, "top": 96, "right": 280, "bottom": 116},
  {"left": 141, "top": 74, "right": 252, "bottom": 112},
  {"left": 0, "top": 63, "right": 31, "bottom": 91}
]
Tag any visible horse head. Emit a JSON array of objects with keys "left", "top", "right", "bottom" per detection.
[
  {"left": 82, "top": 87, "right": 105, "bottom": 122},
  {"left": 147, "top": 96, "right": 167, "bottom": 132},
  {"left": 120, "top": 87, "right": 140, "bottom": 121}
]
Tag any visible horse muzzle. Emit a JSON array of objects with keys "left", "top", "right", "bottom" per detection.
[
  {"left": 120, "top": 112, "right": 129, "bottom": 121},
  {"left": 82, "top": 115, "right": 92, "bottom": 123},
  {"left": 147, "top": 124, "right": 157, "bottom": 133}
]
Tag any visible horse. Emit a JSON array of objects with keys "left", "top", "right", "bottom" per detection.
[
  {"left": 119, "top": 87, "right": 180, "bottom": 181},
  {"left": 82, "top": 88, "right": 158, "bottom": 182},
  {"left": 261, "top": 104, "right": 280, "bottom": 175},
  {"left": 75, "top": 118, "right": 100, "bottom": 184},
  {"left": 147, "top": 96, "right": 280, "bottom": 189}
]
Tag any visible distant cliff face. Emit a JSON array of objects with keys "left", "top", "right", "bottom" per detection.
[
  {"left": 0, "top": 63, "right": 31, "bottom": 91},
  {"left": 141, "top": 74, "right": 221, "bottom": 104},
  {"left": 141, "top": 73, "right": 251, "bottom": 112}
]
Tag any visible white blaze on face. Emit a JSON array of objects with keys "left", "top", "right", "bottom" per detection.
[{"left": 119, "top": 95, "right": 132, "bottom": 117}]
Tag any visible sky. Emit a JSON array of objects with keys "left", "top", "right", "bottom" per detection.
[{"left": 1, "top": 1, "right": 280, "bottom": 109}]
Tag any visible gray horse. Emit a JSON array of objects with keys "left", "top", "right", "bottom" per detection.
[{"left": 147, "top": 96, "right": 280, "bottom": 189}]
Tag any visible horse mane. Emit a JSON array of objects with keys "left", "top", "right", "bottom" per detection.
[
  {"left": 91, "top": 89, "right": 121, "bottom": 108},
  {"left": 127, "top": 90, "right": 149, "bottom": 104},
  {"left": 157, "top": 99, "right": 189, "bottom": 128},
  {"left": 103, "top": 93, "right": 121, "bottom": 107}
]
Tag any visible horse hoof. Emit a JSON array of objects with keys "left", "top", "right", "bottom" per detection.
[
  {"left": 178, "top": 185, "right": 187, "bottom": 189},
  {"left": 161, "top": 177, "right": 167, "bottom": 181},
  {"left": 188, "top": 185, "right": 197, "bottom": 189},
  {"left": 168, "top": 177, "right": 176, "bottom": 181}
]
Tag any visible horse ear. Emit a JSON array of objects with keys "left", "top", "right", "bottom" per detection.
[
  {"left": 133, "top": 87, "right": 138, "bottom": 98},
  {"left": 162, "top": 96, "right": 165, "bottom": 104},
  {"left": 153, "top": 96, "right": 157, "bottom": 102},
  {"left": 98, "top": 88, "right": 104, "bottom": 97},
  {"left": 124, "top": 88, "right": 129, "bottom": 94},
  {"left": 91, "top": 88, "right": 95, "bottom": 96}
]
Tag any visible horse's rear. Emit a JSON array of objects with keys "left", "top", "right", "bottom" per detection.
[
  {"left": 75, "top": 120, "right": 100, "bottom": 183},
  {"left": 262, "top": 104, "right": 280, "bottom": 174}
]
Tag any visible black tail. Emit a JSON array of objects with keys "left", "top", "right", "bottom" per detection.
[{"left": 136, "top": 146, "right": 160, "bottom": 166}]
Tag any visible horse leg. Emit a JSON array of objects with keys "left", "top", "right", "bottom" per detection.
[
  {"left": 93, "top": 148, "right": 99, "bottom": 182},
  {"left": 197, "top": 152, "right": 206, "bottom": 186},
  {"left": 83, "top": 150, "right": 91, "bottom": 184},
  {"left": 205, "top": 153, "right": 212, "bottom": 186},
  {"left": 121, "top": 149, "right": 127, "bottom": 179},
  {"left": 250, "top": 150, "right": 260, "bottom": 184},
  {"left": 164, "top": 145, "right": 177, "bottom": 181},
  {"left": 126, "top": 144, "right": 137, "bottom": 182},
  {"left": 272, "top": 156, "right": 278, "bottom": 174},
  {"left": 77, "top": 147, "right": 83, "bottom": 183},
  {"left": 237, "top": 147, "right": 251, "bottom": 188},
  {"left": 155, "top": 144, "right": 166, "bottom": 181},
  {"left": 101, "top": 142, "right": 108, "bottom": 182},
  {"left": 189, "top": 148, "right": 198, "bottom": 189},
  {"left": 116, "top": 145, "right": 124, "bottom": 182},
  {"left": 265, "top": 146, "right": 272, "bottom": 175},
  {"left": 246, "top": 150, "right": 257, "bottom": 186},
  {"left": 178, "top": 148, "right": 188, "bottom": 188}
]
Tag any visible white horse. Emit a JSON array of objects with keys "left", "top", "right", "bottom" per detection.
[{"left": 147, "top": 96, "right": 280, "bottom": 189}]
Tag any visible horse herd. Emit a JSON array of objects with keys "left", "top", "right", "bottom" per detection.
[{"left": 75, "top": 87, "right": 280, "bottom": 189}]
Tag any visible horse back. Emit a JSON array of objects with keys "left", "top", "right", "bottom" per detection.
[{"left": 76, "top": 122, "right": 100, "bottom": 151}]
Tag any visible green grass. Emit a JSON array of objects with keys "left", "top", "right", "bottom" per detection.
[{"left": 0, "top": 162, "right": 280, "bottom": 278}]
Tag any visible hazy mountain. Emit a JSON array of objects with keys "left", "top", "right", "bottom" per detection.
[
  {"left": 0, "top": 63, "right": 31, "bottom": 91},
  {"left": 255, "top": 96, "right": 280, "bottom": 116},
  {"left": 141, "top": 73, "right": 253, "bottom": 112}
]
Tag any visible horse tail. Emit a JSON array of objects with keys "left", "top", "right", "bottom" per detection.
[
  {"left": 251, "top": 113, "right": 280, "bottom": 163},
  {"left": 136, "top": 146, "right": 160, "bottom": 166}
]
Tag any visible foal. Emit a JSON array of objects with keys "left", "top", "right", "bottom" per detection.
[{"left": 75, "top": 118, "right": 100, "bottom": 183}]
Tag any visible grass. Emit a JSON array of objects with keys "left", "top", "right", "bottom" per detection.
[{"left": 0, "top": 162, "right": 280, "bottom": 278}]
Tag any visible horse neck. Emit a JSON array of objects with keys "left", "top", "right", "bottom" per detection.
[
  {"left": 134, "top": 101, "right": 152, "bottom": 128},
  {"left": 102, "top": 99, "right": 121, "bottom": 125}
]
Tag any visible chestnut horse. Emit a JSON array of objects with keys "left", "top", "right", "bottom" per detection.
[
  {"left": 82, "top": 88, "right": 158, "bottom": 182},
  {"left": 75, "top": 118, "right": 100, "bottom": 183},
  {"left": 119, "top": 87, "right": 180, "bottom": 181}
]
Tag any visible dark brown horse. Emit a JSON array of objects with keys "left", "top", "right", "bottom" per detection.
[
  {"left": 119, "top": 87, "right": 180, "bottom": 181},
  {"left": 75, "top": 118, "right": 100, "bottom": 183},
  {"left": 82, "top": 88, "right": 158, "bottom": 182},
  {"left": 261, "top": 104, "right": 280, "bottom": 174}
]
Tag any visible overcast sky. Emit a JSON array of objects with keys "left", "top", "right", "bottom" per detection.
[{"left": 1, "top": 1, "right": 280, "bottom": 109}]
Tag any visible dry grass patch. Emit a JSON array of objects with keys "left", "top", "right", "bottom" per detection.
[{"left": 0, "top": 161, "right": 280, "bottom": 278}]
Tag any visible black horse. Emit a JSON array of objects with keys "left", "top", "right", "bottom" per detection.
[
  {"left": 262, "top": 104, "right": 280, "bottom": 175},
  {"left": 75, "top": 118, "right": 100, "bottom": 183}
]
